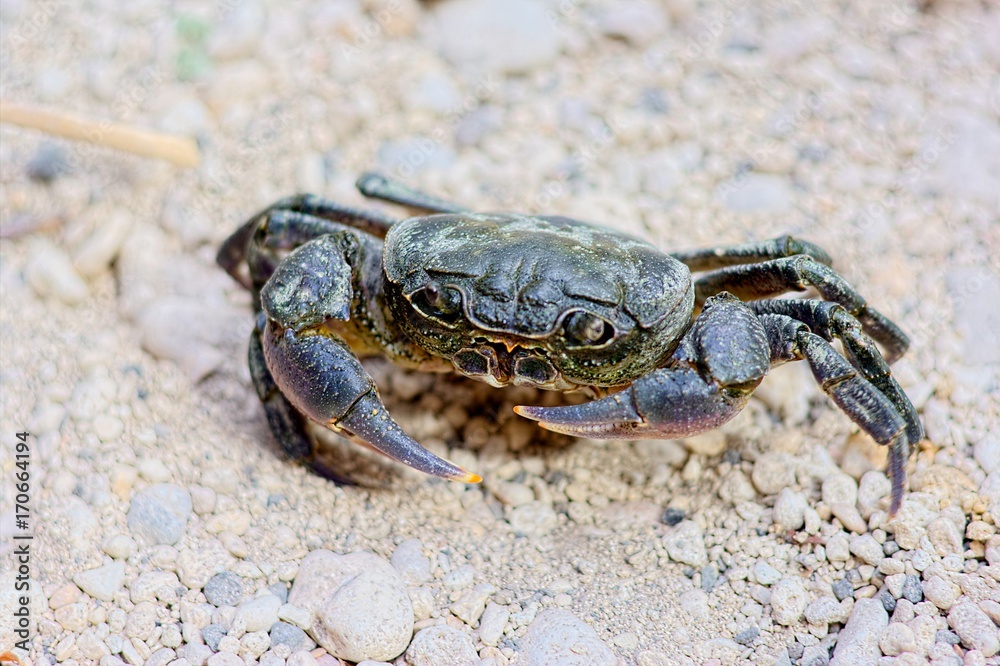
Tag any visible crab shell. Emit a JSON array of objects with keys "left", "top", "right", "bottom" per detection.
[{"left": 383, "top": 213, "right": 695, "bottom": 389}]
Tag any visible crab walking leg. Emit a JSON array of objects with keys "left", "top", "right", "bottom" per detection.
[
  {"left": 217, "top": 197, "right": 399, "bottom": 288},
  {"left": 749, "top": 299, "right": 923, "bottom": 445},
  {"left": 261, "top": 320, "right": 479, "bottom": 482},
  {"left": 515, "top": 293, "right": 769, "bottom": 440},
  {"left": 671, "top": 235, "right": 833, "bottom": 272},
  {"left": 355, "top": 172, "right": 471, "bottom": 215},
  {"left": 759, "top": 313, "right": 910, "bottom": 515},
  {"left": 692, "top": 255, "right": 910, "bottom": 363}
]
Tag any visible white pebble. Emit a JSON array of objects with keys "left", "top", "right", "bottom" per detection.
[
  {"left": 429, "top": 0, "right": 560, "bottom": 74},
  {"left": 773, "top": 488, "right": 807, "bottom": 531},
  {"left": 830, "top": 598, "right": 887, "bottom": 665},
  {"left": 73, "top": 561, "right": 125, "bottom": 602},
  {"left": 234, "top": 595, "right": 281, "bottom": 632},
  {"left": 127, "top": 483, "right": 192, "bottom": 546},
  {"left": 288, "top": 550, "right": 412, "bottom": 662},
  {"left": 478, "top": 602, "right": 509, "bottom": 646},
  {"left": 73, "top": 210, "right": 133, "bottom": 277},
  {"left": 948, "top": 602, "right": 1000, "bottom": 657},
  {"left": 507, "top": 501, "right": 558, "bottom": 538},
  {"left": 405, "top": 625, "right": 478, "bottom": 666},
  {"left": 849, "top": 534, "right": 884, "bottom": 566},
  {"left": 663, "top": 520, "right": 707, "bottom": 567},
  {"left": 751, "top": 452, "right": 796, "bottom": 495},
  {"left": 922, "top": 575, "right": 960, "bottom": 610},
  {"left": 26, "top": 240, "right": 90, "bottom": 304},
  {"left": 770, "top": 578, "right": 808, "bottom": 626},
  {"left": 823, "top": 474, "right": 859, "bottom": 507},
  {"left": 519, "top": 609, "right": 617, "bottom": 666},
  {"left": 752, "top": 561, "right": 781, "bottom": 586},
  {"left": 595, "top": 0, "right": 668, "bottom": 47}
]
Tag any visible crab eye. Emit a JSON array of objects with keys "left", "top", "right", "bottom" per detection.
[
  {"left": 412, "top": 281, "right": 462, "bottom": 320},
  {"left": 563, "top": 311, "right": 615, "bottom": 347}
]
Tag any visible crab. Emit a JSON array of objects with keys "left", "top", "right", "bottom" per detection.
[{"left": 218, "top": 172, "right": 922, "bottom": 514}]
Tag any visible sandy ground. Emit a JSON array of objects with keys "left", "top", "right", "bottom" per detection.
[{"left": 1, "top": 1, "right": 999, "bottom": 665}]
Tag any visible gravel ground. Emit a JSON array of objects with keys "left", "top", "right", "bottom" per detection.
[{"left": 1, "top": 1, "right": 999, "bottom": 665}]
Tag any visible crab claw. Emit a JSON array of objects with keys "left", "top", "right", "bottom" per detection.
[
  {"left": 263, "top": 321, "right": 480, "bottom": 483},
  {"left": 515, "top": 368, "right": 752, "bottom": 440},
  {"left": 336, "top": 391, "right": 481, "bottom": 483}
]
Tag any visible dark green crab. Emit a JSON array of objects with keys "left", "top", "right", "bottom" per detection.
[{"left": 218, "top": 173, "right": 922, "bottom": 513}]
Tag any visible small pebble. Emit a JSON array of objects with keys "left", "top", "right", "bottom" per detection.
[
  {"left": 73, "top": 561, "right": 125, "bottom": 602},
  {"left": 830, "top": 598, "right": 888, "bottom": 666},
  {"left": 234, "top": 595, "right": 281, "bottom": 632},
  {"left": 753, "top": 561, "right": 781, "bottom": 586},
  {"left": 478, "top": 602, "right": 509, "bottom": 646},
  {"left": 805, "top": 596, "right": 848, "bottom": 625},
  {"left": 901, "top": 575, "right": 924, "bottom": 604},
  {"left": 663, "top": 520, "right": 707, "bottom": 567},
  {"left": 507, "top": 501, "right": 559, "bottom": 538},
  {"left": 288, "top": 550, "right": 412, "bottom": 662},
  {"left": 204, "top": 572, "right": 244, "bottom": 607},
  {"left": 661, "top": 507, "right": 685, "bottom": 526},
  {"left": 127, "top": 483, "right": 192, "bottom": 546},
  {"left": 849, "top": 534, "right": 884, "bottom": 566},
  {"left": 269, "top": 621, "right": 307, "bottom": 652},
  {"left": 948, "top": 602, "right": 1000, "bottom": 657},
  {"left": 922, "top": 575, "right": 960, "bottom": 610},
  {"left": 26, "top": 240, "right": 90, "bottom": 304},
  {"left": 773, "top": 488, "right": 808, "bottom": 531},
  {"left": 751, "top": 452, "right": 796, "bottom": 495},
  {"left": 879, "top": 623, "right": 916, "bottom": 656},
  {"left": 734, "top": 625, "right": 760, "bottom": 646},
  {"left": 832, "top": 577, "right": 854, "bottom": 601},
  {"left": 596, "top": 0, "right": 668, "bottom": 47},
  {"left": 26, "top": 142, "right": 70, "bottom": 182},
  {"left": 518, "top": 609, "right": 617, "bottom": 666},
  {"left": 405, "top": 625, "right": 478, "bottom": 666},
  {"left": 770, "top": 578, "right": 808, "bottom": 626},
  {"left": 202, "top": 624, "right": 227, "bottom": 651}
]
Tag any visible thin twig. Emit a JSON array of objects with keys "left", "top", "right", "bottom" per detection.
[{"left": 0, "top": 99, "right": 200, "bottom": 168}]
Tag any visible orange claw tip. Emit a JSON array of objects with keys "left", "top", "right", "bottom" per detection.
[{"left": 452, "top": 470, "right": 483, "bottom": 483}]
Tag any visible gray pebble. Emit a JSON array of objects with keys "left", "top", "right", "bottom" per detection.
[
  {"left": 948, "top": 602, "right": 1000, "bottom": 657},
  {"left": 26, "top": 142, "right": 70, "bottom": 182},
  {"left": 937, "top": 629, "right": 962, "bottom": 645},
  {"left": 405, "top": 625, "right": 478, "bottom": 666},
  {"left": 268, "top": 582, "right": 289, "bottom": 605},
  {"left": 734, "top": 625, "right": 760, "bottom": 646},
  {"left": 202, "top": 623, "right": 227, "bottom": 651},
  {"left": 901, "top": 575, "right": 924, "bottom": 604},
  {"left": 879, "top": 589, "right": 896, "bottom": 613},
  {"left": 204, "top": 572, "right": 244, "bottom": 607},
  {"left": 661, "top": 507, "right": 685, "bottom": 526},
  {"left": 519, "top": 609, "right": 617, "bottom": 666},
  {"left": 700, "top": 564, "right": 719, "bottom": 592},
  {"left": 73, "top": 561, "right": 125, "bottom": 602},
  {"left": 830, "top": 598, "right": 887, "bottom": 666},
  {"left": 127, "top": 483, "right": 192, "bottom": 546},
  {"left": 270, "top": 621, "right": 307, "bottom": 652},
  {"left": 832, "top": 577, "right": 854, "bottom": 601}
]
